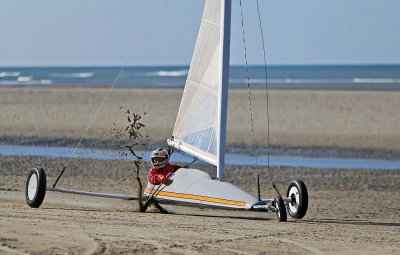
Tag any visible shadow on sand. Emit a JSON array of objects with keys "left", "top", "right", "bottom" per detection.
[
  {"left": 302, "top": 219, "right": 400, "bottom": 227},
  {"left": 166, "top": 211, "right": 272, "bottom": 221},
  {"left": 42, "top": 206, "right": 272, "bottom": 221},
  {"left": 42, "top": 206, "right": 398, "bottom": 226}
]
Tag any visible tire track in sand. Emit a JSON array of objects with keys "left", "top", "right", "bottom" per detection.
[{"left": 273, "top": 237, "right": 323, "bottom": 254}]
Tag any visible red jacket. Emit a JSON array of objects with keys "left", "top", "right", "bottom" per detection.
[{"left": 148, "top": 164, "right": 180, "bottom": 185}]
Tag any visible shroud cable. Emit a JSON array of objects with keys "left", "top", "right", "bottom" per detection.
[{"left": 53, "top": 0, "right": 165, "bottom": 188}]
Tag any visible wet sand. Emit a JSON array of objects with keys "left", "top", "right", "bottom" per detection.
[
  {"left": 1, "top": 87, "right": 400, "bottom": 254},
  {"left": 1, "top": 87, "right": 400, "bottom": 150}
]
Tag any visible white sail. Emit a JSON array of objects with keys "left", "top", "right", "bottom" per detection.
[{"left": 168, "top": 0, "right": 231, "bottom": 177}]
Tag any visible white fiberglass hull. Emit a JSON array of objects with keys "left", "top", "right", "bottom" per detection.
[{"left": 144, "top": 168, "right": 269, "bottom": 211}]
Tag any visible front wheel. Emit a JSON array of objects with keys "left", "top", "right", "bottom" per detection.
[
  {"left": 25, "top": 167, "right": 47, "bottom": 208},
  {"left": 274, "top": 196, "right": 287, "bottom": 222},
  {"left": 286, "top": 180, "right": 308, "bottom": 219}
]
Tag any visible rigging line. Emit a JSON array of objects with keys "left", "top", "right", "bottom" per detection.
[
  {"left": 52, "top": 0, "right": 165, "bottom": 188},
  {"left": 239, "top": 0, "right": 258, "bottom": 168},
  {"left": 255, "top": 0, "right": 281, "bottom": 197}
]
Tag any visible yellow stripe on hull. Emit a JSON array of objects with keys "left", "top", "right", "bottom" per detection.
[{"left": 145, "top": 188, "right": 246, "bottom": 206}]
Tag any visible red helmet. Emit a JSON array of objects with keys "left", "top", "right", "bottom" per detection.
[{"left": 151, "top": 148, "right": 169, "bottom": 169}]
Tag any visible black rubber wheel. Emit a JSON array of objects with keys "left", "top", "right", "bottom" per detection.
[
  {"left": 25, "top": 167, "right": 47, "bottom": 208},
  {"left": 286, "top": 180, "right": 308, "bottom": 219},
  {"left": 274, "top": 196, "right": 287, "bottom": 222}
]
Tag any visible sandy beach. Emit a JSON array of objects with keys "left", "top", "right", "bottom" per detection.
[
  {"left": 1, "top": 155, "right": 399, "bottom": 254},
  {"left": 2, "top": 87, "right": 400, "bottom": 150},
  {"left": 1, "top": 87, "right": 400, "bottom": 254}
]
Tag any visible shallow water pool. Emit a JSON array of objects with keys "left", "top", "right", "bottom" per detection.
[{"left": 1, "top": 145, "right": 400, "bottom": 170}]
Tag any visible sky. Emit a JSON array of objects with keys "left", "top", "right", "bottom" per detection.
[{"left": 0, "top": 0, "right": 399, "bottom": 66}]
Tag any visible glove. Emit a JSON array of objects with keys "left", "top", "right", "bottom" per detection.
[{"left": 158, "top": 174, "right": 168, "bottom": 184}]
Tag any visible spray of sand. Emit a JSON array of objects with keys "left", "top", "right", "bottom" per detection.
[{"left": 109, "top": 108, "right": 148, "bottom": 211}]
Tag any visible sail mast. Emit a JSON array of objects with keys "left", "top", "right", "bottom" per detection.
[{"left": 217, "top": 0, "right": 231, "bottom": 178}]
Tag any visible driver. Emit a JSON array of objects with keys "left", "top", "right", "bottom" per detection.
[{"left": 148, "top": 148, "right": 180, "bottom": 185}]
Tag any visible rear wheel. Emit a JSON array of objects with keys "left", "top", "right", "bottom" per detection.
[
  {"left": 26, "top": 168, "right": 47, "bottom": 208},
  {"left": 274, "top": 196, "right": 287, "bottom": 222},
  {"left": 286, "top": 180, "right": 308, "bottom": 219}
]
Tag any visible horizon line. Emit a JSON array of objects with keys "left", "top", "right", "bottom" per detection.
[{"left": 1, "top": 63, "right": 400, "bottom": 69}]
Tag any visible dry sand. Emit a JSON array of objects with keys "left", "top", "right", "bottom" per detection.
[
  {"left": 1, "top": 87, "right": 400, "bottom": 254},
  {"left": 0, "top": 156, "right": 399, "bottom": 254}
]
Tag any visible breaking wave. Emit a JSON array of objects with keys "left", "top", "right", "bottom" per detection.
[
  {"left": 70, "top": 72, "right": 94, "bottom": 78},
  {"left": 231, "top": 78, "right": 400, "bottom": 84},
  {"left": 353, "top": 78, "right": 400, "bottom": 83},
  {"left": 49, "top": 72, "right": 94, "bottom": 78},
  {"left": 17, "top": 76, "right": 32, "bottom": 82},
  {"left": 0, "top": 79, "right": 52, "bottom": 85},
  {"left": 145, "top": 69, "right": 188, "bottom": 77},
  {"left": 0, "top": 72, "right": 20, "bottom": 78}
]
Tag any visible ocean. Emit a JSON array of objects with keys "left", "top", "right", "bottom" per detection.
[{"left": 1, "top": 65, "right": 400, "bottom": 89}]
